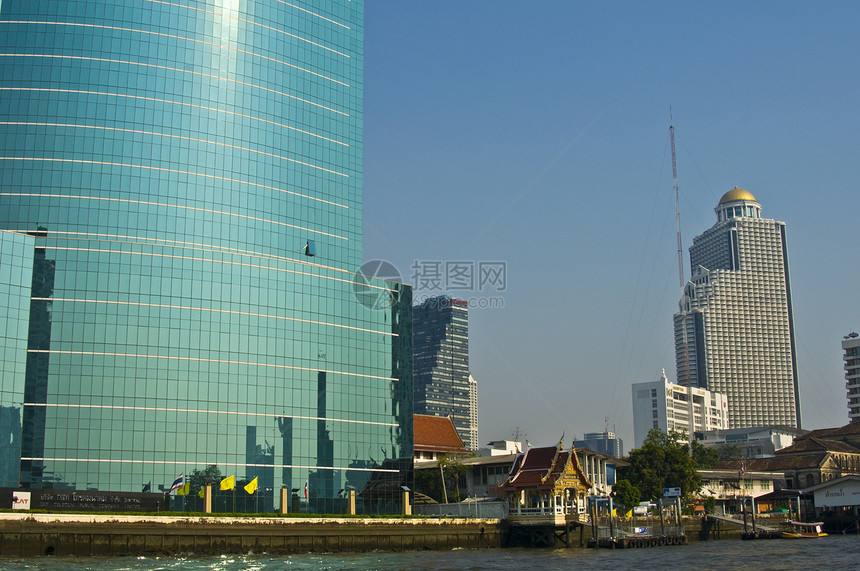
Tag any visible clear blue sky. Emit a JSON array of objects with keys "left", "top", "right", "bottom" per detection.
[{"left": 363, "top": 1, "right": 860, "bottom": 450}]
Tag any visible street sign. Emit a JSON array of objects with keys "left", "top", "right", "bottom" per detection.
[{"left": 663, "top": 487, "right": 681, "bottom": 497}]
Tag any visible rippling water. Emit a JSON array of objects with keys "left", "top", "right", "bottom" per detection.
[{"left": 1, "top": 535, "right": 858, "bottom": 570}]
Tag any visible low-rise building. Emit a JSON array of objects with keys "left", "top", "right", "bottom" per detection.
[
  {"left": 694, "top": 425, "right": 804, "bottom": 458},
  {"left": 697, "top": 469, "right": 779, "bottom": 514},
  {"left": 716, "top": 422, "right": 860, "bottom": 489},
  {"left": 804, "top": 474, "right": 860, "bottom": 528},
  {"left": 477, "top": 440, "right": 522, "bottom": 456},
  {"left": 413, "top": 414, "right": 470, "bottom": 463}
]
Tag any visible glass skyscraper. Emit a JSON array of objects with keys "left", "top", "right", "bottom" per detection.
[
  {"left": 413, "top": 296, "right": 476, "bottom": 450},
  {"left": 674, "top": 188, "right": 799, "bottom": 429},
  {"left": 0, "top": 0, "right": 412, "bottom": 513}
]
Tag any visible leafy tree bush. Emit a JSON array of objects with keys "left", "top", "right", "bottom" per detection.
[{"left": 620, "top": 428, "right": 701, "bottom": 502}]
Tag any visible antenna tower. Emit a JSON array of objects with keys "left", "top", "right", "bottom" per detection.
[
  {"left": 671, "top": 124, "right": 683, "bottom": 290},
  {"left": 671, "top": 121, "right": 695, "bottom": 444}
]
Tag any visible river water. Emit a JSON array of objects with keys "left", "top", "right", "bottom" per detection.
[{"left": 1, "top": 535, "right": 858, "bottom": 570}]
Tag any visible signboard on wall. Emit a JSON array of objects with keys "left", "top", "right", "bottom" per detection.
[
  {"left": 811, "top": 479, "right": 860, "bottom": 508},
  {"left": 12, "top": 491, "right": 30, "bottom": 510},
  {"left": 1, "top": 488, "right": 163, "bottom": 512}
]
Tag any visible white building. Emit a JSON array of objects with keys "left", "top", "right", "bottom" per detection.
[
  {"left": 843, "top": 333, "right": 860, "bottom": 424},
  {"left": 632, "top": 371, "right": 729, "bottom": 449},
  {"left": 478, "top": 440, "right": 522, "bottom": 456},
  {"left": 674, "top": 188, "right": 800, "bottom": 429},
  {"left": 698, "top": 469, "right": 778, "bottom": 514},
  {"left": 468, "top": 373, "right": 479, "bottom": 449}
]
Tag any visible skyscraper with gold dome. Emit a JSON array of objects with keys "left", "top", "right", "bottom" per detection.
[{"left": 673, "top": 188, "right": 801, "bottom": 429}]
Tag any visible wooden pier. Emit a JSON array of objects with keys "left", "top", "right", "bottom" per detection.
[
  {"left": 594, "top": 534, "right": 687, "bottom": 548},
  {"left": 505, "top": 514, "right": 586, "bottom": 548}
]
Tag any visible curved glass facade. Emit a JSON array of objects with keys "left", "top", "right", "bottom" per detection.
[{"left": 0, "top": 0, "right": 412, "bottom": 513}]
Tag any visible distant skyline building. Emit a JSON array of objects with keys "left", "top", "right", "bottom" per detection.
[
  {"left": 0, "top": 1, "right": 413, "bottom": 512},
  {"left": 574, "top": 431, "right": 624, "bottom": 459},
  {"left": 632, "top": 371, "right": 729, "bottom": 449},
  {"left": 413, "top": 296, "right": 477, "bottom": 450},
  {"left": 842, "top": 333, "right": 860, "bottom": 424},
  {"left": 468, "top": 373, "right": 479, "bottom": 449},
  {"left": 674, "top": 188, "right": 801, "bottom": 429}
]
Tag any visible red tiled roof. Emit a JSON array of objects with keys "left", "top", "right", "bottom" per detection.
[
  {"left": 413, "top": 414, "right": 468, "bottom": 454},
  {"left": 795, "top": 422, "right": 860, "bottom": 441},
  {"left": 777, "top": 437, "right": 860, "bottom": 455},
  {"left": 716, "top": 454, "right": 827, "bottom": 472}
]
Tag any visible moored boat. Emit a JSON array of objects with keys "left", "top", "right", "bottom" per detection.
[{"left": 779, "top": 520, "right": 827, "bottom": 539}]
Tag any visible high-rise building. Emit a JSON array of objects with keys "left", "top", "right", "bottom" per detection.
[
  {"left": 0, "top": 1, "right": 412, "bottom": 513},
  {"left": 842, "top": 332, "right": 860, "bottom": 424},
  {"left": 574, "top": 431, "right": 624, "bottom": 458},
  {"left": 468, "top": 373, "right": 479, "bottom": 449},
  {"left": 674, "top": 187, "right": 800, "bottom": 429},
  {"left": 632, "top": 371, "right": 729, "bottom": 449},
  {"left": 413, "top": 297, "right": 476, "bottom": 449}
]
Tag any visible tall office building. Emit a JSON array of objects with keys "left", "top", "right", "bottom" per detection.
[
  {"left": 842, "top": 333, "right": 860, "bottom": 424},
  {"left": 674, "top": 188, "right": 800, "bottom": 429},
  {"left": 413, "top": 297, "right": 476, "bottom": 450},
  {"left": 0, "top": 1, "right": 412, "bottom": 513}
]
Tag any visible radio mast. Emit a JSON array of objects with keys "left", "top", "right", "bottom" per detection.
[{"left": 671, "top": 121, "right": 695, "bottom": 444}]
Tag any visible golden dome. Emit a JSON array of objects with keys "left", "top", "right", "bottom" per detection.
[{"left": 719, "top": 187, "right": 756, "bottom": 204}]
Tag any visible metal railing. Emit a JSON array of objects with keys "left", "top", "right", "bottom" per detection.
[{"left": 414, "top": 501, "right": 508, "bottom": 519}]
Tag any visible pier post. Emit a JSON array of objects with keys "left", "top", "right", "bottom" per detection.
[
  {"left": 402, "top": 490, "right": 411, "bottom": 515},
  {"left": 280, "top": 488, "right": 288, "bottom": 514},
  {"left": 751, "top": 496, "right": 757, "bottom": 534},
  {"left": 659, "top": 498, "right": 665, "bottom": 536},
  {"left": 204, "top": 485, "right": 212, "bottom": 514}
]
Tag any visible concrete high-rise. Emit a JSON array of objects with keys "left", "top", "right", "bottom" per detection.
[
  {"left": 0, "top": 1, "right": 412, "bottom": 513},
  {"left": 674, "top": 188, "right": 800, "bottom": 429},
  {"left": 632, "top": 371, "right": 729, "bottom": 448},
  {"left": 413, "top": 297, "right": 476, "bottom": 450},
  {"left": 842, "top": 333, "right": 860, "bottom": 424}
]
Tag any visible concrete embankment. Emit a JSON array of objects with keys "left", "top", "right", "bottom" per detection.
[{"left": 0, "top": 513, "right": 504, "bottom": 557}]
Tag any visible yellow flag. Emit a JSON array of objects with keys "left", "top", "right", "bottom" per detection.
[
  {"left": 198, "top": 488, "right": 205, "bottom": 498},
  {"left": 244, "top": 476, "right": 259, "bottom": 495},
  {"left": 219, "top": 475, "right": 235, "bottom": 491},
  {"left": 176, "top": 482, "right": 190, "bottom": 496}
]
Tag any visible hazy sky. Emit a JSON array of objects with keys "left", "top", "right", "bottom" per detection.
[{"left": 362, "top": 1, "right": 860, "bottom": 450}]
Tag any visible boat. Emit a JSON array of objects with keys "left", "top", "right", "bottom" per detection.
[{"left": 779, "top": 520, "right": 828, "bottom": 539}]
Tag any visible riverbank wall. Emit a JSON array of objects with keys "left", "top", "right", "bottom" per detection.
[
  {"left": 0, "top": 513, "right": 504, "bottom": 557},
  {"left": 0, "top": 513, "right": 766, "bottom": 557}
]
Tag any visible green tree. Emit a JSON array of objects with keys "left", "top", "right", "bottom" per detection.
[
  {"left": 437, "top": 454, "right": 468, "bottom": 503},
  {"left": 611, "top": 478, "right": 641, "bottom": 514},
  {"left": 691, "top": 441, "right": 720, "bottom": 468},
  {"left": 718, "top": 444, "right": 742, "bottom": 462},
  {"left": 621, "top": 428, "right": 702, "bottom": 502},
  {"left": 188, "top": 464, "right": 222, "bottom": 496}
]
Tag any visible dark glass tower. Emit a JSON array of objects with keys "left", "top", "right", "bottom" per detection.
[
  {"left": 0, "top": 0, "right": 411, "bottom": 512},
  {"left": 413, "top": 296, "right": 475, "bottom": 449}
]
